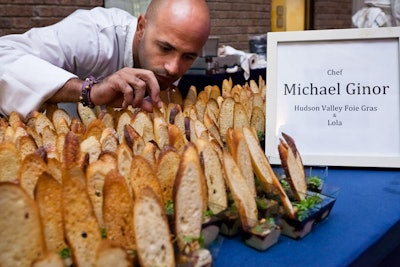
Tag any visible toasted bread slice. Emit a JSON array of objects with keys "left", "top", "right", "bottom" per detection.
[
  {"left": 140, "top": 140, "right": 159, "bottom": 169},
  {"left": 103, "top": 169, "right": 136, "bottom": 252},
  {"left": 131, "top": 111, "right": 154, "bottom": 143},
  {"left": 69, "top": 117, "right": 86, "bottom": 140},
  {"left": 116, "top": 110, "right": 133, "bottom": 144},
  {"left": 62, "top": 166, "right": 102, "bottom": 267},
  {"left": 31, "top": 251, "right": 65, "bottom": 267},
  {"left": 195, "top": 138, "right": 228, "bottom": 214},
  {"left": 194, "top": 91, "right": 207, "bottom": 122},
  {"left": 63, "top": 131, "right": 83, "bottom": 170},
  {"left": 233, "top": 102, "right": 250, "bottom": 129},
  {"left": 80, "top": 135, "right": 101, "bottom": 164},
  {"left": 278, "top": 132, "right": 307, "bottom": 201},
  {"left": 17, "top": 134, "right": 38, "bottom": 160},
  {"left": 116, "top": 143, "right": 133, "bottom": 197},
  {"left": 185, "top": 85, "right": 198, "bottom": 107},
  {"left": 0, "top": 141, "right": 21, "bottom": 182},
  {"left": 8, "top": 110, "right": 23, "bottom": 127},
  {"left": 46, "top": 158, "right": 62, "bottom": 184},
  {"left": 222, "top": 151, "right": 258, "bottom": 230},
  {"left": 34, "top": 112, "right": 55, "bottom": 136},
  {"left": 225, "top": 128, "right": 256, "bottom": 197},
  {"left": 218, "top": 97, "right": 235, "bottom": 142},
  {"left": 133, "top": 186, "right": 175, "bottom": 267},
  {"left": 250, "top": 106, "right": 265, "bottom": 138},
  {"left": 156, "top": 146, "right": 181, "bottom": 204},
  {"left": 242, "top": 126, "right": 296, "bottom": 219},
  {"left": 130, "top": 155, "right": 164, "bottom": 205},
  {"left": 168, "top": 103, "right": 186, "bottom": 136},
  {"left": 153, "top": 113, "right": 169, "bottom": 149},
  {"left": 100, "top": 127, "right": 119, "bottom": 153},
  {"left": 168, "top": 123, "right": 187, "bottom": 154},
  {"left": 123, "top": 124, "right": 145, "bottom": 155},
  {"left": 0, "top": 182, "right": 46, "bottom": 266},
  {"left": 174, "top": 143, "right": 206, "bottom": 252},
  {"left": 52, "top": 108, "right": 71, "bottom": 127},
  {"left": 86, "top": 156, "right": 117, "bottom": 229},
  {"left": 249, "top": 79, "right": 260, "bottom": 94},
  {"left": 18, "top": 153, "right": 47, "bottom": 198},
  {"left": 203, "top": 112, "right": 223, "bottom": 149},
  {"left": 77, "top": 102, "right": 97, "bottom": 127},
  {"left": 54, "top": 117, "right": 71, "bottom": 136},
  {"left": 84, "top": 118, "right": 107, "bottom": 141},
  {"left": 222, "top": 78, "right": 233, "bottom": 98},
  {"left": 98, "top": 109, "right": 116, "bottom": 129},
  {"left": 34, "top": 172, "right": 67, "bottom": 253},
  {"left": 95, "top": 239, "right": 133, "bottom": 267}
]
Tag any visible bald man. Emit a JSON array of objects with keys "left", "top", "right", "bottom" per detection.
[{"left": 0, "top": 0, "right": 211, "bottom": 118}]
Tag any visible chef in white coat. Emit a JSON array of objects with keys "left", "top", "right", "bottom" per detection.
[{"left": 0, "top": 0, "right": 210, "bottom": 118}]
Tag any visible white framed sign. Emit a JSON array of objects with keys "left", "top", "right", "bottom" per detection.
[{"left": 265, "top": 27, "right": 400, "bottom": 168}]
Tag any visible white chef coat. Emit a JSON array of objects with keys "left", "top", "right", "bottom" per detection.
[{"left": 0, "top": 7, "right": 137, "bottom": 118}]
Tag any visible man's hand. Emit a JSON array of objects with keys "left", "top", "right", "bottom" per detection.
[
  {"left": 91, "top": 68, "right": 162, "bottom": 111},
  {"left": 50, "top": 68, "right": 162, "bottom": 112}
]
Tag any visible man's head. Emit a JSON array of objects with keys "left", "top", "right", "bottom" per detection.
[{"left": 133, "top": 0, "right": 211, "bottom": 90}]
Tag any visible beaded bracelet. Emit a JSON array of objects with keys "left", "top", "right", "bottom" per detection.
[{"left": 80, "top": 76, "right": 98, "bottom": 108}]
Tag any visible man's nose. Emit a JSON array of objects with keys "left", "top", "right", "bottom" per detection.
[{"left": 165, "top": 56, "right": 181, "bottom": 76}]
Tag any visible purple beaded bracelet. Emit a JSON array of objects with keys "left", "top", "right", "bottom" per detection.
[{"left": 80, "top": 76, "right": 98, "bottom": 108}]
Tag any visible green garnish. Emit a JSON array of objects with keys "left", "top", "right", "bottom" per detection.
[
  {"left": 257, "top": 131, "right": 265, "bottom": 142},
  {"left": 203, "top": 209, "right": 214, "bottom": 218},
  {"left": 183, "top": 235, "right": 205, "bottom": 248},
  {"left": 280, "top": 179, "right": 290, "bottom": 190},
  {"left": 294, "top": 194, "right": 322, "bottom": 221},
  {"left": 165, "top": 200, "right": 174, "bottom": 215},
  {"left": 101, "top": 228, "right": 107, "bottom": 239},
  {"left": 255, "top": 198, "right": 268, "bottom": 210},
  {"left": 59, "top": 247, "right": 71, "bottom": 259},
  {"left": 307, "top": 176, "right": 322, "bottom": 187}
]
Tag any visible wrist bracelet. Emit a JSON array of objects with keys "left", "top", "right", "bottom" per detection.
[{"left": 80, "top": 76, "right": 98, "bottom": 108}]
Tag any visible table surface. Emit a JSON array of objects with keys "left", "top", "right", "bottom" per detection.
[{"left": 209, "top": 168, "right": 400, "bottom": 267}]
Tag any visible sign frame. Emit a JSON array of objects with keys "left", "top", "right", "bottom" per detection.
[{"left": 265, "top": 27, "right": 400, "bottom": 168}]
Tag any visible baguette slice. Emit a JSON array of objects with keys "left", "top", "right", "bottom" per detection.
[
  {"left": 233, "top": 102, "right": 250, "bottom": 129},
  {"left": 123, "top": 124, "right": 145, "bottom": 155},
  {"left": 63, "top": 131, "right": 84, "bottom": 170},
  {"left": 84, "top": 118, "right": 107, "bottom": 141},
  {"left": 278, "top": 132, "right": 307, "bottom": 201},
  {"left": 174, "top": 143, "right": 206, "bottom": 252},
  {"left": 0, "top": 141, "right": 21, "bottom": 182},
  {"left": 100, "top": 127, "right": 119, "bottom": 153},
  {"left": 77, "top": 102, "right": 97, "bottom": 127},
  {"left": 226, "top": 127, "right": 256, "bottom": 197},
  {"left": 156, "top": 146, "right": 181, "bottom": 204},
  {"left": 242, "top": 126, "right": 296, "bottom": 219},
  {"left": 131, "top": 111, "right": 154, "bottom": 143},
  {"left": 19, "top": 153, "right": 47, "bottom": 198},
  {"left": 62, "top": 166, "right": 102, "bottom": 267},
  {"left": 218, "top": 97, "right": 235, "bottom": 142},
  {"left": 86, "top": 156, "right": 117, "bottom": 229},
  {"left": 222, "top": 151, "right": 258, "bottom": 230},
  {"left": 195, "top": 138, "right": 227, "bottom": 214},
  {"left": 130, "top": 155, "right": 164, "bottom": 206},
  {"left": 34, "top": 172, "right": 67, "bottom": 253},
  {"left": 95, "top": 240, "right": 133, "bottom": 267},
  {"left": 133, "top": 186, "right": 175, "bottom": 267},
  {"left": 103, "top": 169, "right": 136, "bottom": 252},
  {"left": 0, "top": 182, "right": 46, "bottom": 266},
  {"left": 31, "top": 251, "right": 64, "bottom": 267},
  {"left": 116, "top": 143, "right": 133, "bottom": 197},
  {"left": 153, "top": 109, "right": 169, "bottom": 149}
]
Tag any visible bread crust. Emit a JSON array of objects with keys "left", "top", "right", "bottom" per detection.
[{"left": 0, "top": 182, "right": 46, "bottom": 266}]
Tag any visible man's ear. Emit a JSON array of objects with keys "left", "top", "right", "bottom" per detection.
[{"left": 136, "top": 15, "right": 146, "bottom": 39}]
